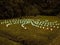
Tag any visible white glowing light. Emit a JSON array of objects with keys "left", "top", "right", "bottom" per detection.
[{"left": 57, "top": 26, "right": 59, "bottom": 29}]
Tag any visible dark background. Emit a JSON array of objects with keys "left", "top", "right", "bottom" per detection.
[{"left": 0, "top": 0, "right": 60, "bottom": 19}]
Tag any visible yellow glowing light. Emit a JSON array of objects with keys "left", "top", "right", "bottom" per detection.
[
  {"left": 50, "top": 28, "right": 53, "bottom": 31},
  {"left": 47, "top": 28, "right": 49, "bottom": 30},
  {"left": 6, "top": 23, "right": 11, "bottom": 27},
  {"left": 40, "top": 26, "right": 42, "bottom": 28},
  {"left": 43, "top": 27, "right": 45, "bottom": 29},
  {"left": 53, "top": 26, "right": 56, "bottom": 28},
  {"left": 57, "top": 26, "right": 59, "bottom": 29},
  {"left": 24, "top": 27, "right": 27, "bottom": 29}
]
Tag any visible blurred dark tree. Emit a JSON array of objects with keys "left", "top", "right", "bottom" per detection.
[
  {"left": 0, "top": 0, "right": 60, "bottom": 19},
  {"left": 0, "top": 0, "right": 24, "bottom": 19},
  {"left": 24, "top": 0, "right": 60, "bottom": 15}
]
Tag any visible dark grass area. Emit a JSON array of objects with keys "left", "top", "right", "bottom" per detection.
[{"left": 0, "top": 24, "right": 60, "bottom": 45}]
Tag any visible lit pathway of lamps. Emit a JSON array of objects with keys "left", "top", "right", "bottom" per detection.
[{"left": 0, "top": 19, "right": 60, "bottom": 31}]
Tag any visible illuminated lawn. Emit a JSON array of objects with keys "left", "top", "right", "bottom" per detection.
[{"left": 0, "top": 16, "right": 60, "bottom": 45}]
